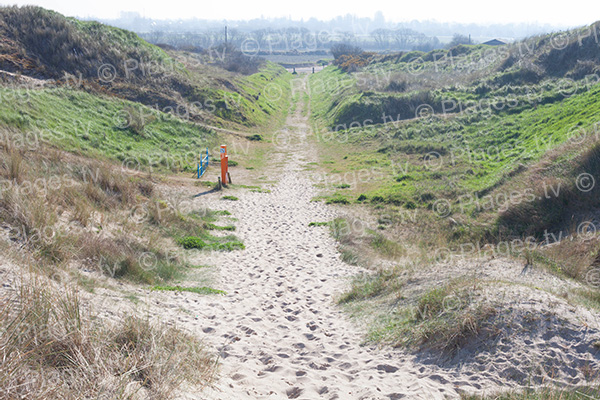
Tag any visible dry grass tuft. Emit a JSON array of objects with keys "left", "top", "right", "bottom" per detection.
[{"left": 0, "top": 280, "right": 216, "bottom": 400}]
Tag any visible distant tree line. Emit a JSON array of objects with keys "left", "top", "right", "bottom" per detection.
[
  {"left": 140, "top": 26, "right": 441, "bottom": 54},
  {"left": 369, "top": 28, "right": 440, "bottom": 51},
  {"left": 103, "top": 12, "right": 562, "bottom": 42}
]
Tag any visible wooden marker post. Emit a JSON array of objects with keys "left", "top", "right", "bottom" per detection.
[{"left": 220, "top": 145, "right": 228, "bottom": 187}]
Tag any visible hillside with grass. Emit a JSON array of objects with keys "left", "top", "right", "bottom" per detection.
[
  {"left": 308, "top": 22, "right": 600, "bottom": 398},
  {"left": 0, "top": 6, "right": 293, "bottom": 399},
  {"left": 0, "top": 6, "right": 291, "bottom": 130}
]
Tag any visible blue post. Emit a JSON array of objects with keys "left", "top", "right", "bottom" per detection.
[{"left": 197, "top": 148, "right": 210, "bottom": 179}]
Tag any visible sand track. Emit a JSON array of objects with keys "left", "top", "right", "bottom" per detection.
[{"left": 168, "top": 75, "right": 461, "bottom": 399}]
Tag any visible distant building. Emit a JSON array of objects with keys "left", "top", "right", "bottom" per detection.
[{"left": 482, "top": 39, "right": 506, "bottom": 46}]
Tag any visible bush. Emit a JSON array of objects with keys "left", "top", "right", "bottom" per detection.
[
  {"left": 211, "top": 43, "right": 263, "bottom": 75},
  {"left": 330, "top": 43, "right": 364, "bottom": 60},
  {"left": 446, "top": 33, "right": 471, "bottom": 48}
]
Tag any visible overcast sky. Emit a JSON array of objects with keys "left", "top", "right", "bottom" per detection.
[{"left": 2, "top": 0, "right": 598, "bottom": 26}]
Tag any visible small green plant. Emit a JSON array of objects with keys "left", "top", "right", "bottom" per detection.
[
  {"left": 357, "top": 194, "right": 368, "bottom": 202},
  {"left": 211, "top": 241, "right": 245, "bottom": 251},
  {"left": 206, "top": 223, "right": 236, "bottom": 231},
  {"left": 177, "top": 236, "right": 245, "bottom": 251},
  {"left": 227, "top": 160, "right": 238, "bottom": 167},
  {"left": 309, "top": 221, "right": 330, "bottom": 227},
  {"left": 124, "top": 294, "right": 139, "bottom": 303},
  {"left": 339, "top": 247, "right": 360, "bottom": 265},
  {"left": 213, "top": 210, "right": 232, "bottom": 215},
  {"left": 178, "top": 236, "right": 207, "bottom": 249},
  {"left": 326, "top": 196, "right": 350, "bottom": 205},
  {"left": 334, "top": 183, "right": 351, "bottom": 189},
  {"left": 123, "top": 105, "right": 156, "bottom": 136},
  {"left": 222, "top": 195, "right": 239, "bottom": 201},
  {"left": 247, "top": 134, "right": 263, "bottom": 141},
  {"left": 152, "top": 285, "right": 226, "bottom": 295}
]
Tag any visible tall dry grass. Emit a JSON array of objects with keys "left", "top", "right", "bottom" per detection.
[{"left": 0, "top": 279, "right": 216, "bottom": 399}]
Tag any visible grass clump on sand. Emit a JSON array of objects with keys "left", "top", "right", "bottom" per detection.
[
  {"left": 380, "top": 280, "right": 497, "bottom": 352},
  {"left": 177, "top": 235, "right": 245, "bottom": 251},
  {"left": 0, "top": 281, "right": 216, "bottom": 399},
  {"left": 221, "top": 195, "right": 239, "bottom": 201},
  {"left": 325, "top": 196, "right": 350, "bottom": 205},
  {"left": 339, "top": 268, "right": 404, "bottom": 304},
  {"left": 206, "top": 223, "right": 236, "bottom": 231},
  {"left": 461, "top": 386, "right": 600, "bottom": 399},
  {"left": 309, "top": 221, "right": 330, "bottom": 227}
]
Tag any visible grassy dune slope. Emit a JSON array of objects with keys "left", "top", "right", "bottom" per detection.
[{"left": 309, "top": 22, "right": 600, "bottom": 398}]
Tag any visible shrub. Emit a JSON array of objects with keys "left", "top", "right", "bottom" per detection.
[
  {"left": 330, "top": 43, "right": 364, "bottom": 60},
  {"left": 123, "top": 105, "right": 156, "bottom": 137},
  {"left": 210, "top": 43, "right": 263, "bottom": 75},
  {"left": 446, "top": 33, "right": 471, "bottom": 48}
]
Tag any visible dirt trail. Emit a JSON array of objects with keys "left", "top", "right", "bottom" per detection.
[{"left": 152, "top": 74, "right": 458, "bottom": 400}]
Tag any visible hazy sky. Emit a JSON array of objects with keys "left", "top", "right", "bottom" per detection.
[{"left": 2, "top": 0, "right": 598, "bottom": 26}]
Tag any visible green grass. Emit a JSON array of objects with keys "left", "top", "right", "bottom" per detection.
[
  {"left": 206, "top": 223, "right": 236, "bottom": 231},
  {"left": 214, "top": 210, "right": 232, "bottom": 215},
  {"left": 462, "top": 386, "right": 600, "bottom": 399},
  {"left": 310, "top": 54, "right": 600, "bottom": 247},
  {"left": 309, "top": 221, "right": 330, "bottom": 227},
  {"left": 325, "top": 196, "right": 350, "bottom": 205},
  {"left": 187, "top": 61, "right": 292, "bottom": 129},
  {"left": 151, "top": 285, "right": 226, "bottom": 295},
  {"left": 0, "top": 87, "right": 216, "bottom": 172},
  {"left": 339, "top": 269, "right": 404, "bottom": 303},
  {"left": 370, "top": 232, "right": 406, "bottom": 258},
  {"left": 221, "top": 195, "right": 239, "bottom": 201},
  {"left": 177, "top": 235, "right": 245, "bottom": 251}
]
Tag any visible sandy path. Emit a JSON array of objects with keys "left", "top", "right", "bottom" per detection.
[{"left": 168, "top": 75, "right": 460, "bottom": 399}]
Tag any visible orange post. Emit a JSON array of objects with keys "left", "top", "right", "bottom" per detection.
[{"left": 220, "top": 145, "right": 228, "bottom": 186}]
